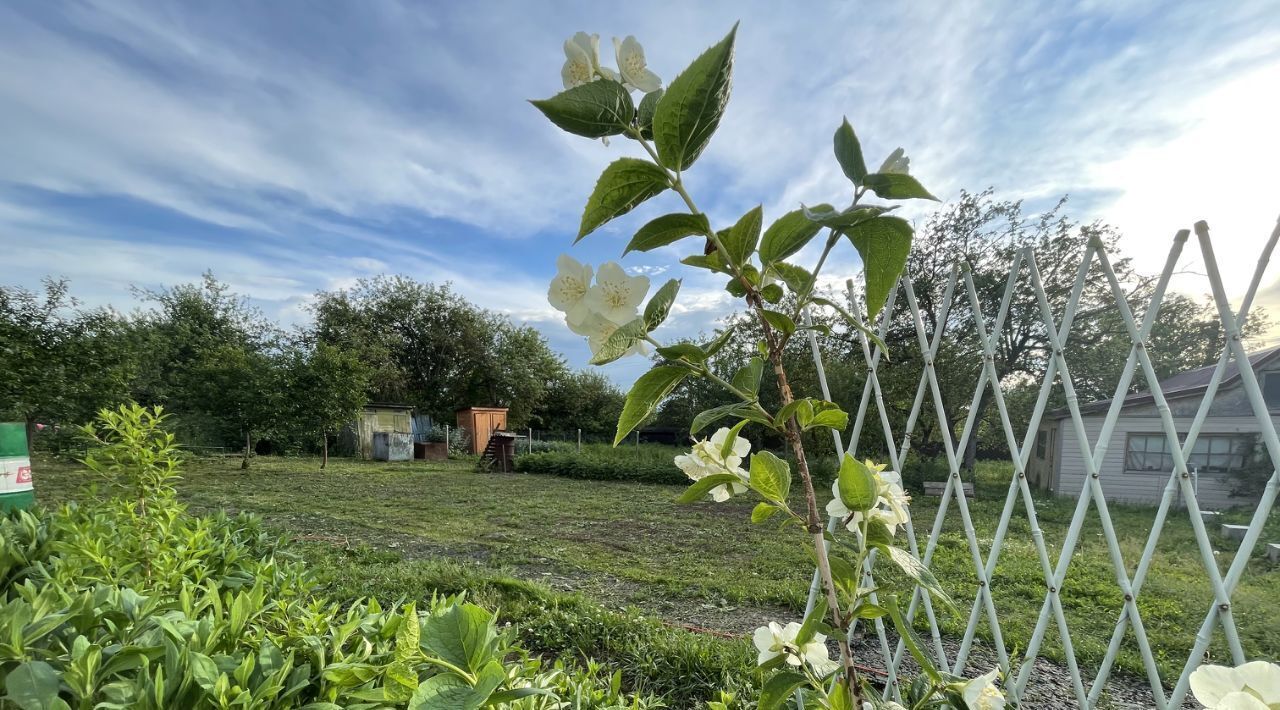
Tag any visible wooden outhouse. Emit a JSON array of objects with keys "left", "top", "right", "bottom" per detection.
[{"left": 456, "top": 407, "right": 508, "bottom": 455}]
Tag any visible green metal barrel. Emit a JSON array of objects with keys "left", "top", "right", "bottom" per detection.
[{"left": 0, "top": 423, "right": 34, "bottom": 512}]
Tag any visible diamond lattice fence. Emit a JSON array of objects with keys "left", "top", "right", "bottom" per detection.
[{"left": 803, "top": 219, "right": 1280, "bottom": 708}]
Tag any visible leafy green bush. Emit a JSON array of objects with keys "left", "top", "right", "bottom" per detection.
[
  {"left": 515, "top": 443, "right": 687, "bottom": 484},
  {"left": 0, "top": 405, "right": 660, "bottom": 709}
]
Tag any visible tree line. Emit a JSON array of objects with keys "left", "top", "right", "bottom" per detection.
[
  {"left": 0, "top": 274, "right": 624, "bottom": 466},
  {"left": 3, "top": 191, "right": 1262, "bottom": 468}
]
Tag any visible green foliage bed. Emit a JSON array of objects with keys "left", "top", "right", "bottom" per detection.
[{"left": 0, "top": 406, "right": 671, "bottom": 709}]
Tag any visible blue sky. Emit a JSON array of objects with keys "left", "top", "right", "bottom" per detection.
[{"left": 2, "top": 0, "right": 1279, "bottom": 386}]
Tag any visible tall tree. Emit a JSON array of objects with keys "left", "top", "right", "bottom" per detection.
[
  {"left": 0, "top": 279, "right": 136, "bottom": 452},
  {"left": 187, "top": 343, "right": 283, "bottom": 469},
  {"left": 282, "top": 342, "right": 371, "bottom": 468},
  {"left": 531, "top": 370, "right": 625, "bottom": 439},
  {"left": 311, "top": 277, "right": 563, "bottom": 427},
  {"left": 877, "top": 189, "right": 1269, "bottom": 468}
]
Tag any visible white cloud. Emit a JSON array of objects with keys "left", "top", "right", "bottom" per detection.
[{"left": 3, "top": 0, "right": 1280, "bottom": 382}]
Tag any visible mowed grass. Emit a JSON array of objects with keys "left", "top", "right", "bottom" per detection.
[{"left": 32, "top": 454, "right": 1280, "bottom": 684}]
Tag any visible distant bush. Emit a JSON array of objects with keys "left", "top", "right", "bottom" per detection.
[{"left": 516, "top": 443, "right": 688, "bottom": 484}]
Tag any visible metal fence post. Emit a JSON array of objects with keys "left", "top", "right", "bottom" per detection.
[{"left": 577, "top": 428, "right": 581, "bottom": 453}]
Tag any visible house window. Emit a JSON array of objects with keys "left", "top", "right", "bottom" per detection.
[
  {"left": 1125, "top": 433, "right": 1253, "bottom": 473},
  {"left": 1125, "top": 434, "right": 1171, "bottom": 472},
  {"left": 1187, "top": 434, "right": 1252, "bottom": 473},
  {"left": 1035, "top": 430, "right": 1047, "bottom": 460},
  {"left": 1264, "top": 373, "right": 1280, "bottom": 410}
]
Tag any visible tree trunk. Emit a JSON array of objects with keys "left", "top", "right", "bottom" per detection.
[
  {"left": 242, "top": 430, "right": 251, "bottom": 470},
  {"left": 321, "top": 431, "right": 329, "bottom": 470}
]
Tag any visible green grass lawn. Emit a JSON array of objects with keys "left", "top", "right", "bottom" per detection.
[{"left": 31, "top": 453, "right": 1280, "bottom": 686}]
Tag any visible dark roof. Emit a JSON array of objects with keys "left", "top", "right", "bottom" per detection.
[
  {"left": 365, "top": 403, "right": 415, "bottom": 411},
  {"left": 1051, "top": 345, "right": 1280, "bottom": 418}
]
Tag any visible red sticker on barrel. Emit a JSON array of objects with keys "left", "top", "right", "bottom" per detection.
[{"left": 16, "top": 467, "right": 31, "bottom": 483}]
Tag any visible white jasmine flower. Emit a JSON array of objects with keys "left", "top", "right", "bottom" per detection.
[
  {"left": 612, "top": 35, "right": 661, "bottom": 93},
  {"left": 825, "top": 463, "right": 912, "bottom": 536},
  {"left": 960, "top": 669, "right": 1006, "bottom": 710},
  {"left": 561, "top": 32, "right": 619, "bottom": 89},
  {"left": 1191, "top": 661, "right": 1280, "bottom": 709},
  {"left": 878, "top": 148, "right": 910, "bottom": 175},
  {"left": 584, "top": 262, "right": 649, "bottom": 324},
  {"left": 548, "top": 254, "right": 593, "bottom": 327},
  {"left": 751, "top": 621, "right": 829, "bottom": 669},
  {"left": 674, "top": 427, "right": 751, "bottom": 501}
]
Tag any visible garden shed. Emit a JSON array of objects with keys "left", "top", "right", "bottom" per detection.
[
  {"left": 456, "top": 406, "right": 508, "bottom": 455},
  {"left": 1028, "top": 345, "right": 1280, "bottom": 508},
  {"left": 351, "top": 403, "right": 414, "bottom": 460}
]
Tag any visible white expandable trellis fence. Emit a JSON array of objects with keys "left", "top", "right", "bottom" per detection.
[{"left": 802, "top": 218, "right": 1280, "bottom": 708}]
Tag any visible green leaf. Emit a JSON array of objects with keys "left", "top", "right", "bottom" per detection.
[
  {"left": 719, "top": 419, "right": 749, "bottom": 459},
  {"left": 807, "top": 401, "right": 848, "bottom": 431},
  {"left": 760, "top": 309, "right": 795, "bottom": 336},
  {"left": 853, "top": 602, "right": 888, "bottom": 620},
  {"left": 751, "top": 502, "right": 780, "bottom": 523},
  {"left": 624, "top": 213, "right": 710, "bottom": 255},
  {"left": 769, "top": 262, "right": 815, "bottom": 295},
  {"left": 844, "top": 215, "right": 913, "bottom": 321},
  {"left": 702, "top": 327, "right": 735, "bottom": 357},
  {"left": 721, "top": 205, "right": 762, "bottom": 267},
  {"left": 759, "top": 209, "right": 824, "bottom": 265},
  {"left": 803, "top": 204, "right": 893, "bottom": 230},
  {"left": 616, "top": 366, "right": 688, "bottom": 446},
  {"left": 409, "top": 673, "right": 483, "bottom": 710},
  {"left": 749, "top": 451, "right": 791, "bottom": 504},
  {"left": 636, "top": 88, "right": 663, "bottom": 140},
  {"left": 5, "top": 661, "right": 61, "bottom": 710},
  {"left": 833, "top": 117, "right": 868, "bottom": 185},
  {"left": 681, "top": 250, "right": 730, "bottom": 274},
  {"left": 827, "top": 554, "right": 861, "bottom": 595},
  {"left": 486, "top": 688, "right": 551, "bottom": 705},
  {"left": 875, "top": 545, "right": 956, "bottom": 613},
  {"left": 794, "top": 597, "right": 827, "bottom": 646},
  {"left": 578, "top": 158, "right": 671, "bottom": 242},
  {"left": 421, "top": 603, "right": 497, "bottom": 676},
  {"left": 757, "top": 670, "right": 808, "bottom": 710},
  {"left": 862, "top": 172, "right": 938, "bottom": 201},
  {"left": 731, "top": 357, "right": 764, "bottom": 397},
  {"left": 643, "top": 279, "right": 681, "bottom": 331},
  {"left": 653, "top": 23, "right": 737, "bottom": 172},
  {"left": 882, "top": 594, "right": 941, "bottom": 682},
  {"left": 589, "top": 318, "right": 647, "bottom": 366},
  {"left": 656, "top": 342, "right": 708, "bottom": 363},
  {"left": 189, "top": 652, "right": 221, "bottom": 691},
  {"left": 837, "top": 454, "right": 877, "bottom": 512},
  {"left": 676, "top": 472, "right": 745, "bottom": 503},
  {"left": 530, "top": 80, "right": 635, "bottom": 138},
  {"left": 760, "top": 283, "right": 783, "bottom": 303},
  {"left": 828, "top": 678, "right": 856, "bottom": 710}
]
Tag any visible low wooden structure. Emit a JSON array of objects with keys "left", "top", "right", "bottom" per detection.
[{"left": 456, "top": 407, "right": 508, "bottom": 456}]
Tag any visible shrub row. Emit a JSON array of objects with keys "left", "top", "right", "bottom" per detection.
[{"left": 515, "top": 445, "right": 689, "bottom": 485}]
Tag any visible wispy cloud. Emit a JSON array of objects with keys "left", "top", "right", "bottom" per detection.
[{"left": 1, "top": 0, "right": 1278, "bottom": 383}]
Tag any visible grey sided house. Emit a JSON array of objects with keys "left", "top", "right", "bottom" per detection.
[{"left": 1026, "top": 346, "right": 1280, "bottom": 508}]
